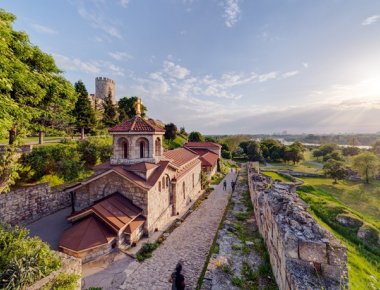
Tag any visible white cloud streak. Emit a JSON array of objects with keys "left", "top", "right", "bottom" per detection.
[
  {"left": 52, "top": 53, "right": 125, "bottom": 76},
  {"left": 77, "top": 6, "right": 123, "bottom": 39},
  {"left": 31, "top": 23, "right": 57, "bottom": 34},
  {"left": 120, "top": 0, "right": 130, "bottom": 8},
  {"left": 362, "top": 15, "right": 380, "bottom": 26},
  {"left": 223, "top": 0, "right": 241, "bottom": 27},
  {"left": 108, "top": 51, "right": 132, "bottom": 61}
]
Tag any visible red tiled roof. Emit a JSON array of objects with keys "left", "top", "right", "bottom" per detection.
[
  {"left": 109, "top": 115, "right": 165, "bottom": 133},
  {"left": 163, "top": 147, "right": 199, "bottom": 167},
  {"left": 59, "top": 216, "right": 116, "bottom": 253},
  {"left": 200, "top": 151, "right": 219, "bottom": 167},
  {"left": 184, "top": 141, "right": 222, "bottom": 149},
  {"left": 176, "top": 158, "right": 201, "bottom": 179},
  {"left": 125, "top": 216, "right": 145, "bottom": 234},
  {"left": 126, "top": 162, "right": 159, "bottom": 172}
]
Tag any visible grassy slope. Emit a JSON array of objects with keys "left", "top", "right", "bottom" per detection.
[
  {"left": 297, "top": 177, "right": 380, "bottom": 289},
  {"left": 163, "top": 134, "right": 187, "bottom": 149}
]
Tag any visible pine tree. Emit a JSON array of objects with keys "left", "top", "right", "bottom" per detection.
[
  {"left": 72, "top": 80, "right": 96, "bottom": 139},
  {"left": 102, "top": 89, "right": 117, "bottom": 127}
]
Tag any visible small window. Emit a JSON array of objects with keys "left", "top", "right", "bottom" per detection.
[
  {"left": 192, "top": 173, "right": 195, "bottom": 188},
  {"left": 159, "top": 181, "right": 161, "bottom": 192},
  {"left": 162, "top": 177, "right": 165, "bottom": 189},
  {"left": 183, "top": 182, "right": 185, "bottom": 200}
]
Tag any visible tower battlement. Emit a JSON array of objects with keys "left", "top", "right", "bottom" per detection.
[{"left": 95, "top": 76, "right": 116, "bottom": 104}]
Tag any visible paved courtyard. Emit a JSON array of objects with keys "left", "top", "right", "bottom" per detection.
[{"left": 26, "top": 207, "right": 71, "bottom": 250}]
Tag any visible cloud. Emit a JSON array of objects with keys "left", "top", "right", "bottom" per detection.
[
  {"left": 163, "top": 61, "right": 190, "bottom": 79},
  {"left": 302, "top": 62, "right": 309, "bottom": 68},
  {"left": 77, "top": 6, "right": 123, "bottom": 39},
  {"left": 362, "top": 15, "right": 380, "bottom": 26},
  {"left": 108, "top": 51, "right": 132, "bottom": 61},
  {"left": 282, "top": 70, "right": 299, "bottom": 79},
  {"left": 120, "top": 0, "right": 130, "bottom": 8},
  {"left": 259, "top": 72, "right": 277, "bottom": 82},
  {"left": 52, "top": 53, "right": 126, "bottom": 76},
  {"left": 31, "top": 23, "right": 57, "bottom": 34},
  {"left": 52, "top": 53, "right": 100, "bottom": 74},
  {"left": 223, "top": 0, "right": 241, "bottom": 27}
]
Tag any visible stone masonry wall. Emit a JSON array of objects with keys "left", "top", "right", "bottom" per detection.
[
  {"left": 247, "top": 162, "right": 348, "bottom": 290},
  {"left": 0, "top": 183, "right": 70, "bottom": 226},
  {"left": 28, "top": 252, "right": 82, "bottom": 290}
]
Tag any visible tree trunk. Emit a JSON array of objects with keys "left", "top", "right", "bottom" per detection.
[
  {"left": 80, "top": 127, "right": 85, "bottom": 140},
  {"left": 8, "top": 127, "right": 16, "bottom": 145},
  {"left": 38, "top": 130, "right": 44, "bottom": 144}
]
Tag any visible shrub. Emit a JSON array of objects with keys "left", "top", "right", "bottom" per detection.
[
  {"left": 136, "top": 242, "right": 159, "bottom": 262},
  {"left": 77, "top": 140, "right": 98, "bottom": 166},
  {"left": 0, "top": 224, "right": 61, "bottom": 289},
  {"left": 43, "top": 273, "right": 80, "bottom": 290}
]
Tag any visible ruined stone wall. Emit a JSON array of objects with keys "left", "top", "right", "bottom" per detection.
[
  {"left": 0, "top": 183, "right": 70, "bottom": 226},
  {"left": 247, "top": 163, "right": 348, "bottom": 290},
  {"left": 28, "top": 252, "right": 82, "bottom": 290}
]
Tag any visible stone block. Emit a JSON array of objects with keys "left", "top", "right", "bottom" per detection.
[
  {"left": 327, "top": 244, "right": 347, "bottom": 266},
  {"left": 321, "top": 263, "right": 347, "bottom": 283},
  {"left": 284, "top": 232, "right": 299, "bottom": 259},
  {"left": 299, "top": 240, "right": 327, "bottom": 264}
]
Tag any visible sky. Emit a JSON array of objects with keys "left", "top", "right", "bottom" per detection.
[{"left": 2, "top": 0, "right": 380, "bottom": 134}]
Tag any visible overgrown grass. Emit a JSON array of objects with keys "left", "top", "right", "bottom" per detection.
[
  {"left": 262, "top": 171, "right": 292, "bottom": 182},
  {"left": 163, "top": 134, "right": 187, "bottom": 149},
  {"left": 136, "top": 242, "right": 159, "bottom": 262}
]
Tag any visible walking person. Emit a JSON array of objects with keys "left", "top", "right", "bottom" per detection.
[
  {"left": 223, "top": 180, "right": 227, "bottom": 191},
  {"left": 231, "top": 181, "right": 235, "bottom": 192},
  {"left": 169, "top": 262, "right": 185, "bottom": 290}
]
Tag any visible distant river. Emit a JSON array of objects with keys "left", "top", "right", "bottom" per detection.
[{"left": 275, "top": 138, "right": 371, "bottom": 149}]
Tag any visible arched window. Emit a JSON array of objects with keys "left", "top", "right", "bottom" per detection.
[
  {"left": 123, "top": 141, "right": 128, "bottom": 159},
  {"left": 192, "top": 173, "right": 195, "bottom": 188},
  {"left": 137, "top": 137, "right": 149, "bottom": 158},
  {"left": 162, "top": 177, "right": 165, "bottom": 189},
  {"left": 155, "top": 138, "right": 161, "bottom": 156},
  {"left": 166, "top": 176, "right": 170, "bottom": 187},
  {"left": 158, "top": 181, "right": 161, "bottom": 192},
  {"left": 182, "top": 182, "right": 186, "bottom": 200}
]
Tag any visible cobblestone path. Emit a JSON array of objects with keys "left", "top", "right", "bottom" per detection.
[
  {"left": 119, "top": 171, "right": 237, "bottom": 290},
  {"left": 200, "top": 164, "right": 277, "bottom": 290}
]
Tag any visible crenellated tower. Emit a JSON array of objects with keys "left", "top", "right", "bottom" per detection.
[{"left": 95, "top": 77, "right": 116, "bottom": 104}]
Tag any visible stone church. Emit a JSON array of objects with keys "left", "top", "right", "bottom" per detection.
[{"left": 59, "top": 101, "right": 205, "bottom": 261}]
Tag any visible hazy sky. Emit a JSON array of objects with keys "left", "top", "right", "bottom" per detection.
[{"left": 2, "top": 0, "right": 380, "bottom": 134}]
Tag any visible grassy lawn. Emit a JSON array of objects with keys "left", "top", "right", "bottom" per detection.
[
  {"left": 299, "top": 177, "right": 380, "bottom": 226},
  {"left": 0, "top": 136, "right": 68, "bottom": 145},
  {"left": 261, "top": 171, "right": 292, "bottom": 182}
]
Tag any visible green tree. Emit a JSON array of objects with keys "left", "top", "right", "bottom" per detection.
[
  {"left": 246, "top": 141, "right": 263, "bottom": 162},
  {"left": 72, "top": 80, "right": 96, "bottom": 139},
  {"left": 118, "top": 96, "right": 147, "bottom": 121},
  {"left": 179, "top": 126, "right": 188, "bottom": 136},
  {"left": 284, "top": 142, "right": 304, "bottom": 164},
  {"left": 260, "top": 138, "right": 285, "bottom": 161},
  {"left": 323, "top": 150, "right": 344, "bottom": 162},
  {"left": 0, "top": 9, "right": 76, "bottom": 144},
  {"left": 342, "top": 146, "right": 360, "bottom": 157},
  {"left": 164, "top": 123, "right": 177, "bottom": 141},
  {"left": 323, "top": 160, "right": 348, "bottom": 184},
  {"left": 350, "top": 152, "right": 380, "bottom": 184},
  {"left": 372, "top": 140, "right": 380, "bottom": 156},
  {"left": 188, "top": 131, "right": 205, "bottom": 142},
  {"left": 239, "top": 141, "right": 249, "bottom": 154},
  {"left": 102, "top": 89, "right": 117, "bottom": 127}
]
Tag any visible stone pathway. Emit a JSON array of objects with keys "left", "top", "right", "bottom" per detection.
[
  {"left": 200, "top": 164, "right": 277, "bottom": 290},
  {"left": 118, "top": 171, "right": 237, "bottom": 290}
]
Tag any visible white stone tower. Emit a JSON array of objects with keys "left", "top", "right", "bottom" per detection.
[{"left": 95, "top": 77, "right": 116, "bottom": 104}]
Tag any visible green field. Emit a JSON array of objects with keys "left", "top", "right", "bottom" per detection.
[{"left": 262, "top": 171, "right": 292, "bottom": 182}]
